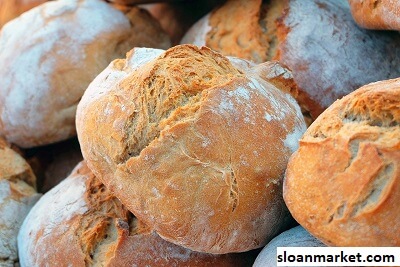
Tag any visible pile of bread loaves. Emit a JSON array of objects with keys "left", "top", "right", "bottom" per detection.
[{"left": 0, "top": 0, "right": 399, "bottom": 266}]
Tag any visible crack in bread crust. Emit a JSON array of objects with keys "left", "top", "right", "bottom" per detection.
[
  {"left": 115, "top": 45, "right": 243, "bottom": 164},
  {"left": 284, "top": 78, "right": 400, "bottom": 246}
]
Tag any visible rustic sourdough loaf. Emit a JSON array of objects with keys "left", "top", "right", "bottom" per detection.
[
  {"left": 18, "top": 161, "right": 256, "bottom": 267},
  {"left": 181, "top": 0, "right": 400, "bottom": 119},
  {"left": 0, "top": 0, "right": 170, "bottom": 148},
  {"left": 284, "top": 78, "right": 400, "bottom": 246},
  {"left": 76, "top": 44, "right": 306, "bottom": 254},
  {"left": 0, "top": 137, "right": 41, "bottom": 266},
  {"left": 348, "top": 0, "right": 400, "bottom": 30}
]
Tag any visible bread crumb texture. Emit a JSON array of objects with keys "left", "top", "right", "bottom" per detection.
[
  {"left": 0, "top": 0, "right": 170, "bottom": 148},
  {"left": 18, "top": 161, "right": 258, "bottom": 266},
  {"left": 0, "top": 138, "right": 40, "bottom": 266},
  {"left": 77, "top": 44, "right": 306, "bottom": 254},
  {"left": 284, "top": 78, "right": 400, "bottom": 246}
]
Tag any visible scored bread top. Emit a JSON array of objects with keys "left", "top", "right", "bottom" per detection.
[
  {"left": 284, "top": 78, "right": 400, "bottom": 246},
  {"left": 77, "top": 44, "right": 306, "bottom": 254}
]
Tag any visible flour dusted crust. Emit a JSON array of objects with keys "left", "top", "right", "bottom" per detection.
[
  {"left": 0, "top": 0, "right": 46, "bottom": 29},
  {"left": 0, "top": 138, "right": 41, "bottom": 266},
  {"left": 253, "top": 226, "right": 326, "bottom": 267},
  {"left": 0, "top": 0, "right": 170, "bottom": 148},
  {"left": 284, "top": 78, "right": 400, "bottom": 246},
  {"left": 348, "top": 0, "right": 400, "bottom": 30},
  {"left": 18, "top": 161, "right": 257, "bottom": 266},
  {"left": 77, "top": 45, "right": 306, "bottom": 254},
  {"left": 181, "top": 0, "right": 400, "bottom": 119}
]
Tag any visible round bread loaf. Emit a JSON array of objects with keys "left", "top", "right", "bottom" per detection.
[
  {"left": 0, "top": 0, "right": 170, "bottom": 148},
  {"left": 253, "top": 226, "right": 326, "bottom": 267},
  {"left": 0, "top": 0, "right": 46, "bottom": 29},
  {"left": 0, "top": 137, "right": 41, "bottom": 266},
  {"left": 348, "top": 0, "right": 400, "bottom": 30},
  {"left": 76, "top": 44, "right": 306, "bottom": 254},
  {"left": 18, "top": 161, "right": 256, "bottom": 267},
  {"left": 181, "top": 0, "right": 400, "bottom": 119},
  {"left": 284, "top": 78, "right": 400, "bottom": 246}
]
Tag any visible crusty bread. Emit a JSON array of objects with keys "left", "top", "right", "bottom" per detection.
[
  {"left": 18, "top": 161, "right": 257, "bottom": 266},
  {"left": 348, "top": 0, "right": 400, "bottom": 30},
  {"left": 76, "top": 44, "right": 306, "bottom": 254},
  {"left": 181, "top": 0, "right": 400, "bottom": 120},
  {"left": 284, "top": 78, "right": 400, "bottom": 246},
  {"left": 0, "top": 0, "right": 170, "bottom": 148},
  {"left": 0, "top": 137, "right": 41, "bottom": 266},
  {"left": 0, "top": 0, "right": 46, "bottom": 29},
  {"left": 253, "top": 226, "right": 326, "bottom": 267}
]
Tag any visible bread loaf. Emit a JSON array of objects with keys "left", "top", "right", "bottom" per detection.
[
  {"left": 18, "top": 161, "right": 257, "bottom": 266},
  {"left": 181, "top": 0, "right": 400, "bottom": 119},
  {"left": 284, "top": 78, "right": 400, "bottom": 246},
  {"left": 0, "top": 138, "right": 41, "bottom": 266},
  {"left": 0, "top": 0, "right": 170, "bottom": 148},
  {"left": 76, "top": 44, "right": 306, "bottom": 254},
  {"left": 348, "top": 0, "right": 400, "bottom": 30}
]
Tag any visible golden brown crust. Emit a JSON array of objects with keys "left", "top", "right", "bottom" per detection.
[
  {"left": 18, "top": 161, "right": 258, "bottom": 266},
  {"left": 0, "top": 137, "right": 36, "bottom": 187},
  {"left": 348, "top": 0, "right": 400, "bottom": 30},
  {"left": 181, "top": 0, "right": 400, "bottom": 121},
  {"left": 77, "top": 45, "right": 306, "bottom": 253},
  {"left": 284, "top": 78, "right": 400, "bottom": 246},
  {"left": 206, "top": 0, "right": 268, "bottom": 63}
]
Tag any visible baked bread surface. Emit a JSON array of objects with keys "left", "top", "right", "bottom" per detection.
[
  {"left": 18, "top": 161, "right": 257, "bottom": 266},
  {"left": 284, "top": 78, "right": 400, "bottom": 246},
  {"left": 181, "top": 0, "right": 400, "bottom": 119},
  {"left": 77, "top": 44, "right": 306, "bottom": 254},
  {"left": 0, "top": 0, "right": 170, "bottom": 148}
]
